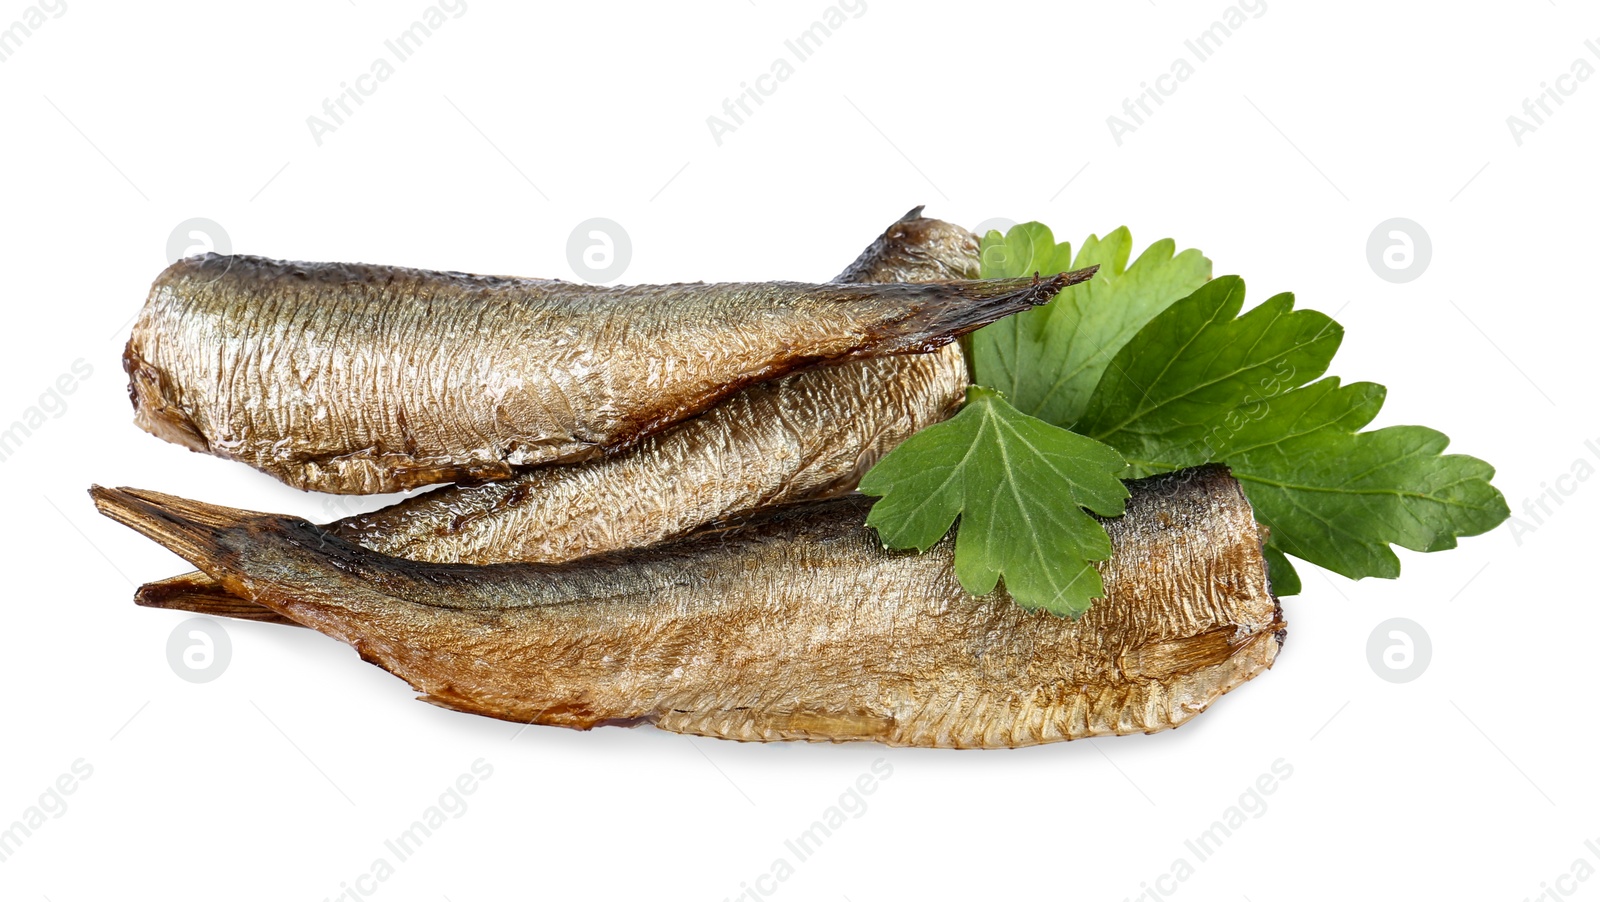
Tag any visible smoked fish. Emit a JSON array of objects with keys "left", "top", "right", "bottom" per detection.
[
  {"left": 137, "top": 209, "right": 986, "bottom": 625},
  {"left": 124, "top": 251, "right": 1089, "bottom": 494},
  {"left": 92, "top": 466, "right": 1284, "bottom": 748}
]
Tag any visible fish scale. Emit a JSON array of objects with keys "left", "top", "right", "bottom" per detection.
[
  {"left": 137, "top": 210, "right": 995, "bottom": 624},
  {"left": 90, "top": 466, "right": 1281, "bottom": 748},
  {"left": 126, "top": 248, "right": 1081, "bottom": 493}
]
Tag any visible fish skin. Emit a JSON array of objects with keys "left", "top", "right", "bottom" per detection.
[
  {"left": 834, "top": 205, "right": 980, "bottom": 284},
  {"left": 137, "top": 209, "right": 985, "bottom": 625},
  {"left": 92, "top": 466, "right": 1284, "bottom": 748},
  {"left": 124, "top": 251, "right": 1089, "bottom": 494}
]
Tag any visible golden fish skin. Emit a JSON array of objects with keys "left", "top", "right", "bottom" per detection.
[
  {"left": 137, "top": 209, "right": 984, "bottom": 624},
  {"left": 834, "top": 205, "right": 980, "bottom": 284},
  {"left": 124, "top": 252, "right": 1087, "bottom": 494},
  {"left": 92, "top": 467, "right": 1284, "bottom": 749}
]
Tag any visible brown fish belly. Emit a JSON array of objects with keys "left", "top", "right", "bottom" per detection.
[
  {"left": 124, "top": 253, "right": 1087, "bottom": 494},
  {"left": 138, "top": 209, "right": 984, "bottom": 624},
  {"left": 92, "top": 466, "right": 1284, "bottom": 749}
]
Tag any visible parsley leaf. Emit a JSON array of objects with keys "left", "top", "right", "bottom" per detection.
[
  {"left": 1077, "top": 281, "right": 1508, "bottom": 590},
  {"left": 1220, "top": 381, "right": 1508, "bottom": 580},
  {"left": 863, "top": 219, "right": 1508, "bottom": 612},
  {"left": 1260, "top": 542, "right": 1303, "bottom": 597},
  {"left": 971, "top": 225, "right": 1211, "bottom": 427},
  {"left": 1075, "top": 276, "right": 1343, "bottom": 472},
  {"left": 857, "top": 386, "right": 1129, "bottom": 617}
]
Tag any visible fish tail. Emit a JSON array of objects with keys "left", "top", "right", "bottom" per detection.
[
  {"left": 89, "top": 485, "right": 367, "bottom": 633},
  {"left": 875, "top": 267, "right": 1098, "bottom": 354},
  {"left": 136, "top": 570, "right": 298, "bottom": 626},
  {"left": 90, "top": 485, "right": 260, "bottom": 569}
]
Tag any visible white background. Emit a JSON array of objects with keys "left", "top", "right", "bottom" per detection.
[{"left": 2, "top": 1, "right": 1595, "bottom": 900}]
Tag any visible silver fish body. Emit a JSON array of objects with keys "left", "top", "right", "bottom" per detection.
[
  {"left": 138, "top": 209, "right": 985, "bottom": 622},
  {"left": 124, "top": 252, "right": 1083, "bottom": 494},
  {"left": 93, "top": 466, "right": 1284, "bottom": 749}
]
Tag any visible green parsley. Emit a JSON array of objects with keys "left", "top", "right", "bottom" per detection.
[
  {"left": 971, "top": 224, "right": 1211, "bottom": 426},
  {"left": 857, "top": 386, "right": 1128, "bottom": 617},
  {"left": 859, "top": 222, "right": 1508, "bottom": 616},
  {"left": 1073, "top": 275, "right": 1343, "bottom": 470}
]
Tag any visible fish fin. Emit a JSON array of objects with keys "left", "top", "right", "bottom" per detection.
[
  {"left": 656, "top": 707, "right": 897, "bottom": 743},
  {"left": 136, "top": 570, "right": 299, "bottom": 626},
  {"left": 869, "top": 268, "right": 1098, "bottom": 355},
  {"left": 1118, "top": 627, "right": 1239, "bottom": 680},
  {"left": 418, "top": 692, "right": 650, "bottom": 732},
  {"left": 763, "top": 709, "right": 897, "bottom": 741},
  {"left": 89, "top": 485, "right": 266, "bottom": 568}
]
